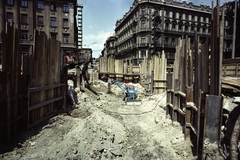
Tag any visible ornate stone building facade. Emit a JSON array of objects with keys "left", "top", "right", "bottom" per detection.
[
  {"left": 0, "top": 0, "right": 78, "bottom": 58},
  {"left": 77, "top": 3, "right": 83, "bottom": 49},
  {"left": 103, "top": 0, "right": 235, "bottom": 66}
]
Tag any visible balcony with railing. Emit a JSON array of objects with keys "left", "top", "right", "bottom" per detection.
[{"left": 138, "top": 43, "right": 149, "bottom": 47}]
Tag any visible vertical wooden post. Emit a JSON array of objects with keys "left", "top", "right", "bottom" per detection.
[
  {"left": 76, "top": 68, "right": 81, "bottom": 89},
  {"left": 82, "top": 74, "right": 85, "bottom": 89},
  {"left": 7, "top": 73, "right": 10, "bottom": 143},
  {"left": 173, "top": 79, "right": 180, "bottom": 121},
  {"left": 236, "top": 64, "right": 239, "bottom": 76},
  {"left": 151, "top": 70, "right": 154, "bottom": 94},
  {"left": 27, "top": 76, "right": 30, "bottom": 130}
]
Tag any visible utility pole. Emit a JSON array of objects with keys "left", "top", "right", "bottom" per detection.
[{"left": 232, "top": 0, "right": 237, "bottom": 59}]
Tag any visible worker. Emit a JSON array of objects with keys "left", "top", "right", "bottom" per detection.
[{"left": 80, "top": 57, "right": 92, "bottom": 86}]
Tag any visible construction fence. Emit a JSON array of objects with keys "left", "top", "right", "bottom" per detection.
[
  {"left": 167, "top": 5, "right": 225, "bottom": 158},
  {"left": 0, "top": 23, "right": 67, "bottom": 143},
  {"left": 99, "top": 54, "right": 167, "bottom": 94}
]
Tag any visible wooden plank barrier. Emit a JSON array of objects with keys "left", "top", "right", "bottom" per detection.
[
  {"left": 0, "top": 24, "right": 66, "bottom": 143},
  {"left": 28, "top": 30, "right": 64, "bottom": 128},
  {"left": 167, "top": 8, "right": 225, "bottom": 157}
]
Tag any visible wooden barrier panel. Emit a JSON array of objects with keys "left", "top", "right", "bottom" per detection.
[
  {"left": 166, "top": 3, "right": 225, "bottom": 158},
  {"left": 153, "top": 53, "right": 167, "bottom": 94},
  {"left": 29, "top": 30, "right": 63, "bottom": 128},
  {"left": 0, "top": 23, "right": 29, "bottom": 142},
  {"left": 0, "top": 25, "right": 66, "bottom": 143}
]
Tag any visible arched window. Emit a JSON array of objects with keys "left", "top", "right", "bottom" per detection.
[
  {"left": 141, "top": 20, "right": 146, "bottom": 28},
  {"left": 142, "top": 8, "right": 146, "bottom": 15}
]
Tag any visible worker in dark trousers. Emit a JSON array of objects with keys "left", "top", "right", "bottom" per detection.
[{"left": 80, "top": 57, "right": 92, "bottom": 86}]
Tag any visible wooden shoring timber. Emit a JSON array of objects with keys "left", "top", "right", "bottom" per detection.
[
  {"left": 108, "top": 57, "right": 110, "bottom": 73},
  {"left": 188, "top": 50, "right": 193, "bottom": 86},
  {"left": 115, "top": 59, "right": 124, "bottom": 81},
  {"left": 153, "top": 55, "right": 158, "bottom": 94},
  {"left": 104, "top": 56, "right": 108, "bottom": 72},
  {"left": 210, "top": 7, "right": 221, "bottom": 96},
  {"left": 201, "top": 39, "right": 209, "bottom": 93},
  {"left": 157, "top": 54, "right": 160, "bottom": 94},
  {"left": 185, "top": 86, "right": 194, "bottom": 139},
  {"left": 29, "top": 30, "right": 63, "bottom": 128},
  {"left": 129, "top": 57, "right": 133, "bottom": 74},
  {"left": 193, "top": 32, "right": 200, "bottom": 105},
  {"left": 219, "top": 9, "right": 224, "bottom": 95},
  {"left": 222, "top": 64, "right": 240, "bottom": 77},
  {"left": 30, "top": 84, "right": 63, "bottom": 92},
  {"left": 185, "top": 36, "right": 189, "bottom": 86}
]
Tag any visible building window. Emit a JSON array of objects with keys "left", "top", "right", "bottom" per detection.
[
  {"left": 50, "top": 2, "right": 56, "bottom": 11},
  {"left": 7, "top": 0, "right": 13, "bottom": 5},
  {"left": 21, "top": 46, "right": 29, "bottom": 54},
  {"left": 179, "top": 25, "right": 182, "bottom": 31},
  {"left": 197, "top": 27, "right": 200, "bottom": 33},
  {"left": 172, "top": 24, "right": 175, "bottom": 30},
  {"left": 51, "top": 33, "right": 57, "bottom": 39},
  {"left": 165, "top": 38, "right": 168, "bottom": 45},
  {"left": 21, "top": 14, "right": 27, "bottom": 24},
  {"left": 185, "top": 14, "right": 188, "bottom": 20},
  {"left": 141, "top": 50, "right": 146, "bottom": 58},
  {"left": 63, "top": 19, "right": 68, "bottom": 27},
  {"left": 21, "top": 31, "right": 28, "bottom": 40},
  {"left": 38, "top": 1, "right": 43, "bottom": 9},
  {"left": 191, "top": 26, "right": 194, "bottom": 32},
  {"left": 51, "top": 17, "right": 56, "bottom": 27},
  {"left": 141, "top": 20, "right": 146, "bottom": 28},
  {"left": 179, "top": 13, "right": 182, "bottom": 20},
  {"left": 166, "top": 23, "right": 169, "bottom": 30},
  {"left": 203, "top": 17, "right": 206, "bottom": 23},
  {"left": 63, "top": 4, "right": 69, "bottom": 12},
  {"left": 142, "top": 8, "right": 145, "bottom": 15},
  {"left": 185, "top": 26, "right": 188, "bottom": 32},
  {"left": 21, "top": 0, "right": 27, "bottom": 7},
  {"left": 198, "top": 16, "right": 200, "bottom": 22},
  {"left": 171, "top": 38, "right": 175, "bottom": 45},
  {"left": 173, "top": 12, "right": 175, "bottom": 19},
  {"left": 203, "top": 28, "right": 206, "bottom": 34},
  {"left": 141, "top": 36, "right": 146, "bottom": 44},
  {"left": 37, "top": 16, "right": 43, "bottom": 25},
  {"left": 63, "top": 34, "right": 69, "bottom": 43},
  {"left": 166, "top": 11, "right": 169, "bottom": 18},
  {"left": 7, "top": 13, "right": 13, "bottom": 22}
]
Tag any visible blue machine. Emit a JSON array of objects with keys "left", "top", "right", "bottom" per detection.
[{"left": 110, "top": 79, "right": 138, "bottom": 101}]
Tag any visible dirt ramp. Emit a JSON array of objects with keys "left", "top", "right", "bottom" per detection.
[{"left": 75, "top": 110, "right": 127, "bottom": 159}]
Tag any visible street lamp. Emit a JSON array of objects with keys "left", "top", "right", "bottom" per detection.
[{"left": 87, "top": 42, "right": 97, "bottom": 47}]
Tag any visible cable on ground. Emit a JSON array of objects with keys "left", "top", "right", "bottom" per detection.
[{"left": 83, "top": 91, "right": 167, "bottom": 116}]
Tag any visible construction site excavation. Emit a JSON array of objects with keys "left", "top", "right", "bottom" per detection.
[{"left": 0, "top": 0, "right": 240, "bottom": 160}]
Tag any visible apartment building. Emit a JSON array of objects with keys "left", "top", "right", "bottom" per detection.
[
  {"left": 104, "top": 0, "right": 235, "bottom": 66},
  {"left": 0, "top": 0, "right": 77, "bottom": 57},
  {"left": 77, "top": 3, "right": 83, "bottom": 49},
  {"left": 102, "top": 33, "right": 117, "bottom": 58}
]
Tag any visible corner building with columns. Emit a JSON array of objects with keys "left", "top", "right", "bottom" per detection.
[{"left": 109, "top": 0, "right": 215, "bottom": 66}]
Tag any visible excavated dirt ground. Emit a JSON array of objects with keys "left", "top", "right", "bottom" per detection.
[{"left": 0, "top": 80, "right": 198, "bottom": 160}]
